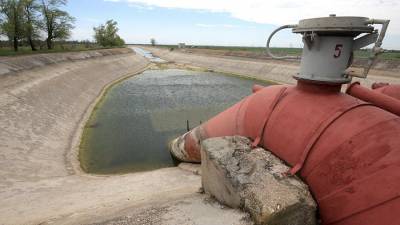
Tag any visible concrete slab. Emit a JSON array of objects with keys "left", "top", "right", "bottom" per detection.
[
  {"left": 201, "top": 136, "right": 317, "bottom": 225},
  {"left": 81, "top": 194, "right": 251, "bottom": 225}
]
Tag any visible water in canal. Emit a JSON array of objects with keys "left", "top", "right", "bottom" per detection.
[{"left": 80, "top": 69, "right": 271, "bottom": 174}]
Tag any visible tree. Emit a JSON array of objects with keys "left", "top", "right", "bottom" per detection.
[
  {"left": 41, "top": 0, "right": 74, "bottom": 49},
  {"left": 21, "top": 0, "right": 41, "bottom": 50},
  {"left": 93, "top": 20, "right": 125, "bottom": 47},
  {"left": 0, "top": 5, "right": 3, "bottom": 38},
  {"left": 150, "top": 38, "right": 155, "bottom": 46},
  {"left": 0, "top": 0, "right": 25, "bottom": 51}
]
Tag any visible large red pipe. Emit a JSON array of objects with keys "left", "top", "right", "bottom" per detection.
[
  {"left": 170, "top": 81, "right": 400, "bottom": 225},
  {"left": 252, "top": 84, "right": 265, "bottom": 93},
  {"left": 372, "top": 82, "right": 400, "bottom": 100},
  {"left": 347, "top": 82, "right": 400, "bottom": 116}
]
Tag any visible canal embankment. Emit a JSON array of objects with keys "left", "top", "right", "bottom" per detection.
[
  {"left": 0, "top": 48, "right": 196, "bottom": 224},
  {"left": 0, "top": 48, "right": 134, "bottom": 76},
  {"left": 0, "top": 48, "right": 251, "bottom": 225},
  {"left": 140, "top": 46, "right": 400, "bottom": 86}
]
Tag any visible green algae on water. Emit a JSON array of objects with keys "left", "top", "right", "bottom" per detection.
[{"left": 79, "top": 69, "right": 270, "bottom": 174}]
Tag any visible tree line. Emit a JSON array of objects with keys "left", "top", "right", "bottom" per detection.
[
  {"left": 0, "top": 0, "right": 74, "bottom": 51},
  {"left": 93, "top": 20, "right": 124, "bottom": 47}
]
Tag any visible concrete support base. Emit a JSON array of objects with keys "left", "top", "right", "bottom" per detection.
[{"left": 201, "top": 136, "right": 317, "bottom": 225}]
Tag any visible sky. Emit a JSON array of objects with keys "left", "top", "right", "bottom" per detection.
[{"left": 66, "top": 0, "right": 400, "bottom": 49}]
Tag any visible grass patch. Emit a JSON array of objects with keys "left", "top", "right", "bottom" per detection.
[{"left": 0, "top": 44, "right": 124, "bottom": 57}]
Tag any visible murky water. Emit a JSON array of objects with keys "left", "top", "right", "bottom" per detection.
[
  {"left": 131, "top": 47, "right": 166, "bottom": 63},
  {"left": 80, "top": 69, "right": 271, "bottom": 174}
]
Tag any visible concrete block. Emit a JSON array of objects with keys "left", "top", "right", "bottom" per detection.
[{"left": 201, "top": 136, "right": 317, "bottom": 225}]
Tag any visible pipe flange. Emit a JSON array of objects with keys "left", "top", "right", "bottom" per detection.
[{"left": 293, "top": 16, "right": 374, "bottom": 36}]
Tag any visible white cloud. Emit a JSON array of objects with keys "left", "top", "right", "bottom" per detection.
[
  {"left": 107, "top": 0, "right": 400, "bottom": 35},
  {"left": 127, "top": 3, "right": 154, "bottom": 10},
  {"left": 196, "top": 23, "right": 238, "bottom": 28},
  {"left": 195, "top": 23, "right": 217, "bottom": 28}
]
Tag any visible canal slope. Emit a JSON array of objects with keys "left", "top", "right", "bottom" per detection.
[
  {"left": 140, "top": 46, "right": 400, "bottom": 86},
  {"left": 0, "top": 49, "right": 184, "bottom": 224},
  {"left": 0, "top": 48, "right": 149, "bottom": 181},
  {"left": 0, "top": 48, "right": 250, "bottom": 225}
]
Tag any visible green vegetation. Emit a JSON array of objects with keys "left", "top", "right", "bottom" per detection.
[
  {"left": 0, "top": 0, "right": 123, "bottom": 56},
  {"left": 93, "top": 20, "right": 125, "bottom": 47},
  {"left": 0, "top": 41, "right": 106, "bottom": 56},
  {"left": 150, "top": 38, "right": 156, "bottom": 46},
  {"left": 0, "top": 0, "right": 75, "bottom": 52},
  {"left": 23, "top": 0, "right": 42, "bottom": 51},
  {"left": 149, "top": 44, "right": 400, "bottom": 60},
  {"left": 41, "top": 0, "right": 75, "bottom": 49},
  {"left": 0, "top": 0, "right": 26, "bottom": 51},
  {"left": 354, "top": 49, "right": 400, "bottom": 60}
]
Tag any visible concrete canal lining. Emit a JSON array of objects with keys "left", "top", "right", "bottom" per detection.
[
  {"left": 141, "top": 46, "right": 400, "bottom": 87},
  {"left": 0, "top": 49, "right": 199, "bottom": 224},
  {"left": 1, "top": 46, "right": 399, "bottom": 224},
  {"left": 0, "top": 48, "right": 149, "bottom": 180},
  {"left": 0, "top": 48, "right": 251, "bottom": 225}
]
